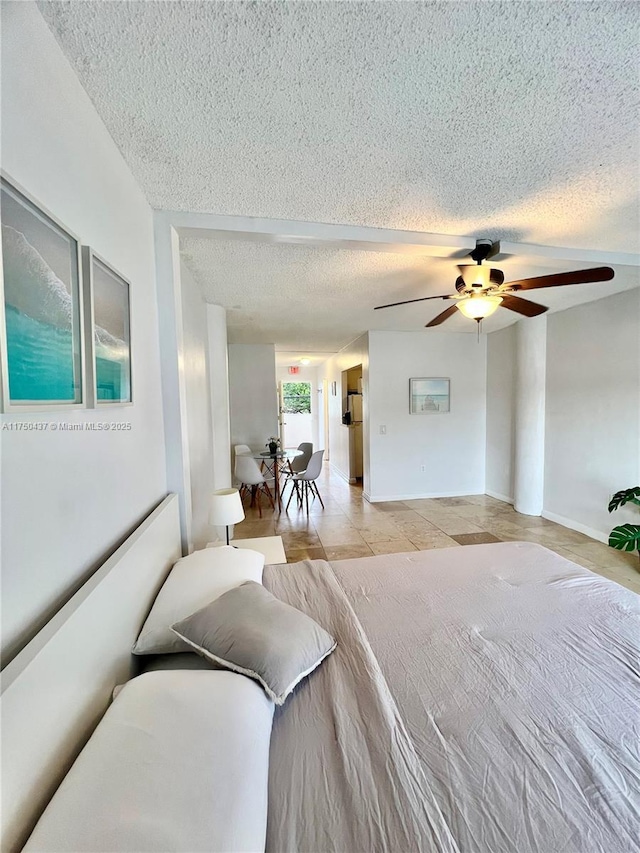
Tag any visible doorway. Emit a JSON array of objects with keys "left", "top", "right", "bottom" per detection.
[{"left": 279, "top": 381, "right": 312, "bottom": 448}]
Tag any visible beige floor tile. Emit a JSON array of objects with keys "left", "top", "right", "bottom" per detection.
[
  {"left": 452, "top": 532, "right": 502, "bottom": 546},
  {"left": 487, "top": 524, "right": 550, "bottom": 543},
  {"left": 512, "top": 515, "right": 557, "bottom": 529},
  {"left": 274, "top": 515, "right": 318, "bottom": 531},
  {"left": 318, "top": 529, "right": 367, "bottom": 547},
  {"left": 402, "top": 499, "right": 447, "bottom": 511},
  {"left": 412, "top": 508, "right": 468, "bottom": 525},
  {"left": 369, "top": 539, "right": 418, "bottom": 555},
  {"left": 353, "top": 521, "right": 405, "bottom": 542},
  {"left": 465, "top": 495, "right": 511, "bottom": 508},
  {"left": 409, "top": 533, "right": 461, "bottom": 550},
  {"left": 286, "top": 547, "right": 327, "bottom": 563},
  {"left": 428, "top": 516, "right": 485, "bottom": 535},
  {"left": 281, "top": 530, "right": 322, "bottom": 549},
  {"left": 534, "top": 527, "right": 594, "bottom": 548},
  {"left": 343, "top": 499, "right": 383, "bottom": 510},
  {"left": 324, "top": 544, "right": 374, "bottom": 561},
  {"left": 311, "top": 519, "right": 358, "bottom": 536},
  {"left": 234, "top": 520, "right": 276, "bottom": 538},
  {"left": 360, "top": 529, "right": 406, "bottom": 544},
  {"left": 235, "top": 467, "right": 634, "bottom": 583},
  {"left": 487, "top": 519, "right": 534, "bottom": 536},
  {"left": 565, "top": 542, "right": 640, "bottom": 571},
  {"left": 379, "top": 509, "right": 426, "bottom": 524},
  {"left": 307, "top": 506, "right": 350, "bottom": 518},
  {"left": 431, "top": 497, "right": 474, "bottom": 508},
  {"left": 395, "top": 518, "right": 442, "bottom": 533},
  {"left": 444, "top": 507, "right": 503, "bottom": 523}
]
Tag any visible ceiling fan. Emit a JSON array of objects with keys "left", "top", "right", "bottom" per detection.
[{"left": 374, "top": 239, "right": 615, "bottom": 327}]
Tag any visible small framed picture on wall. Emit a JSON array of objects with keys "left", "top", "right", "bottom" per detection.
[
  {"left": 410, "top": 377, "right": 450, "bottom": 414},
  {"left": 82, "top": 248, "right": 132, "bottom": 405}
]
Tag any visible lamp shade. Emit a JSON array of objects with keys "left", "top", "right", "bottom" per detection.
[
  {"left": 209, "top": 488, "right": 245, "bottom": 526},
  {"left": 456, "top": 295, "right": 503, "bottom": 320}
]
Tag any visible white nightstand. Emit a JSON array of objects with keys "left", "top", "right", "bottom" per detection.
[{"left": 206, "top": 535, "right": 287, "bottom": 565}]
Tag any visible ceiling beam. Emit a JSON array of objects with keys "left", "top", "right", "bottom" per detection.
[{"left": 155, "top": 209, "right": 640, "bottom": 267}]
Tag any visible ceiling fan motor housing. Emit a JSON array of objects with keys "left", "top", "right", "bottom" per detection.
[{"left": 469, "top": 238, "right": 499, "bottom": 264}]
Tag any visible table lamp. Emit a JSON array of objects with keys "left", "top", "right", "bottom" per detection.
[{"left": 209, "top": 488, "right": 245, "bottom": 545}]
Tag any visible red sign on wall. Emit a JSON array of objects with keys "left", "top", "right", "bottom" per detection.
[{"left": 288, "top": 366, "right": 300, "bottom": 374}]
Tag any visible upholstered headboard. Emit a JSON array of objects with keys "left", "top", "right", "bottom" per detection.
[{"left": 0, "top": 494, "right": 182, "bottom": 852}]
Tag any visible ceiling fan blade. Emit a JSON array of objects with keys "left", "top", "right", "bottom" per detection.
[
  {"left": 449, "top": 247, "right": 475, "bottom": 259},
  {"left": 499, "top": 293, "right": 548, "bottom": 317},
  {"left": 507, "top": 266, "right": 614, "bottom": 291},
  {"left": 486, "top": 240, "right": 501, "bottom": 259},
  {"left": 425, "top": 304, "right": 459, "bottom": 327},
  {"left": 374, "top": 294, "right": 451, "bottom": 310}
]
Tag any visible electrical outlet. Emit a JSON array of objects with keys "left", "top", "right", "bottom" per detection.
[{"left": 421, "top": 465, "right": 426, "bottom": 472}]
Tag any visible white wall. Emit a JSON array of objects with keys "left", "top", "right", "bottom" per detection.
[
  {"left": 180, "top": 261, "right": 214, "bottom": 549},
  {"left": 0, "top": 3, "right": 167, "bottom": 659},
  {"left": 544, "top": 289, "right": 640, "bottom": 539},
  {"left": 485, "top": 289, "right": 640, "bottom": 540},
  {"left": 486, "top": 325, "right": 516, "bottom": 501},
  {"left": 367, "top": 331, "right": 487, "bottom": 501},
  {"left": 228, "top": 344, "right": 278, "bottom": 451},
  {"left": 321, "top": 335, "right": 369, "bottom": 486}
]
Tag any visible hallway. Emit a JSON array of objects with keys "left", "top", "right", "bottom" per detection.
[{"left": 232, "top": 464, "right": 640, "bottom": 594}]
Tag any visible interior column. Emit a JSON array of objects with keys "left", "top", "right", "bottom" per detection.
[
  {"left": 206, "top": 304, "right": 232, "bottom": 491},
  {"left": 514, "top": 316, "right": 547, "bottom": 515}
]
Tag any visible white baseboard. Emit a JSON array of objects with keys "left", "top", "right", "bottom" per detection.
[
  {"left": 329, "top": 462, "right": 354, "bottom": 485},
  {"left": 487, "top": 491, "right": 606, "bottom": 543},
  {"left": 365, "top": 488, "right": 486, "bottom": 503},
  {"left": 485, "top": 489, "right": 514, "bottom": 505},
  {"left": 541, "top": 509, "right": 607, "bottom": 544}
]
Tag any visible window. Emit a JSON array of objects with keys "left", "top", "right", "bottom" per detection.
[{"left": 282, "top": 382, "right": 311, "bottom": 414}]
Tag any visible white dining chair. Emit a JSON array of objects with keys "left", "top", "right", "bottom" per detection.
[
  {"left": 281, "top": 442, "right": 313, "bottom": 490},
  {"left": 286, "top": 449, "right": 325, "bottom": 513},
  {"left": 235, "top": 454, "right": 275, "bottom": 518}
]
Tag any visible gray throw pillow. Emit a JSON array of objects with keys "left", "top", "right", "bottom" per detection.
[{"left": 170, "top": 581, "right": 337, "bottom": 705}]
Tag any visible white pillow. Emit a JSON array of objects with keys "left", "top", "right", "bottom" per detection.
[
  {"left": 24, "top": 671, "right": 274, "bottom": 853},
  {"left": 133, "top": 546, "right": 264, "bottom": 655}
]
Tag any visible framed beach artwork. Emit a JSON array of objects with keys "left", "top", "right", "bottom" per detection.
[
  {"left": 82, "top": 248, "right": 132, "bottom": 405},
  {"left": 410, "top": 377, "right": 450, "bottom": 414},
  {"left": 0, "top": 176, "right": 84, "bottom": 411}
]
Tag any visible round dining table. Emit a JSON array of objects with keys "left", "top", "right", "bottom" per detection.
[{"left": 251, "top": 448, "right": 303, "bottom": 511}]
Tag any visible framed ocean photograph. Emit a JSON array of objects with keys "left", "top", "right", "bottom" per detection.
[
  {"left": 0, "top": 176, "right": 85, "bottom": 411},
  {"left": 410, "top": 377, "right": 450, "bottom": 414},
  {"left": 82, "top": 248, "right": 132, "bottom": 405}
]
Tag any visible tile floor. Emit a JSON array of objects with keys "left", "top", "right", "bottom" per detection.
[{"left": 233, "top": 465, "right": 640, "bottom": 595}]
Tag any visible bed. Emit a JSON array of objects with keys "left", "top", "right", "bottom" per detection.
[
  {"left": 264, "top": 543, "right": 640, "bottom": 853},
  {"left": 2, "top": 494, "right": 638, "bottom": 853}
]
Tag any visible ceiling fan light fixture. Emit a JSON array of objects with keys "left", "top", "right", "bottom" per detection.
[
  {"left": 459, "top": 264, "right": 492, "bottom": 289},
  {"left": 456, "top": 294, "right": 503, "bottom": 320}
]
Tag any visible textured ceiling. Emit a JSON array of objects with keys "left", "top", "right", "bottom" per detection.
[
  {"left": 38, "top": 0, "right": 640, "bottom": 349},
  {"left": 39, "top": 1, "right": 639, "bottom": 250},
  {"left": 180, "top": 235, "right": 638, "bottom": 347}
]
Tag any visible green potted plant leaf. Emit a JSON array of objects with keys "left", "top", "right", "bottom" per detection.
[{"left": 608, "top": 487, "right": 640, "bottom": 559}]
